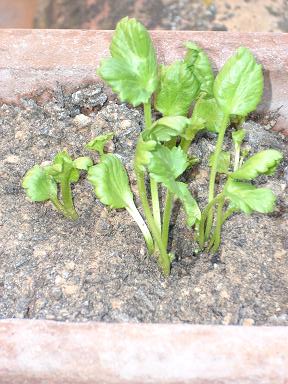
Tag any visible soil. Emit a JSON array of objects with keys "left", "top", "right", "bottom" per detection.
[{"left": 0, "top": 83, "right": 287, "bottom": 325}]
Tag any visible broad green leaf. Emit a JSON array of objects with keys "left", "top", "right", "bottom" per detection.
[
  {"left": 134, "top": 135, "right": 157, "bottom": 172},
  {"left": 224, "top": 179, "right": 276, "bottom": 214},
  {"left": 214, "top": 47, "right": 264, "bottom": 116},
  {"left": 148, "top": 146, "right": 200, "bottom": 226},
  {"left": 143, "top": 116, "right": 191, "bottom": 142},
  {"left": 155, "top": 61, "right": 199, "bottom": 116},
  {"left": 184, "top": 42, "right": 214, "bottom": 97},
  {"left": 22, "top": 165, "right": 57, "bottom": 202},
  {"left": 86, "top": 133, "right": 114, "bottom": 155},
  {"left": 97, "top": 17, "right": 158, "bottom": 106},
  {"left": 148, "top": 146, "right": 188, "bottom": 181},
  {"left": 191, "top": 97, "right": 226, "bottom": 133},
  {"left": 73, "top": 156, "right": 93, "bottom": 171},
  {"left": 51, "top": 151, "right": 80, "bottom": 183},
  {"left": 230, "top": 149, "right": 283, "bottom": 180},
  {"left": 87, "top": 154, "right": 133, "bottom": 209},
  {"left": 232, "top": 129, "right": 246, "bottom": 146},
  {"left": 209, "top": 151, "right": 231, "bottom": 174}
]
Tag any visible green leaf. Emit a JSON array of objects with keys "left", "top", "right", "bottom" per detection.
[
  {"left": 97, "top": 17, "right": 158, "bottom": 106},
  {"left": 232, "top": 129, "right": 246, "bottom": 146},
  {"left": 148, "top": 146, "right": 188, "bottom": 181},
  {"left": 155, "top": 61, "right": 199, "bottom": 116},
  {"left": 209, "top": 151, "right": 231, "bottom": 174},
  {"left": 85, "top": 133, "right": 114, "bottom": 155},
  {"left": 135, "top": 135, "right": 157, "bottom": 172},
  {"left": 148, "top": 146, "right": 200, "bottom": 226},
  {"left": 224, "top": 179, "right": 276, "bottom": 214},
  {"left": 87, "top": 154, "right": 133, "bottom": 209},
  {"left": 51, "top": 151, "right": 80, "bottom": 183},
  {"left": 214, "top": 47, "right": 264, "bottom": 116},
  {"left": 143, "top": 116, "right": 191, "bottom": 142},
  {"left": 184, "top": 41, "right": 214, "bottom": 97},
  {"left": 22, "top": 165, "right": 57, "bottom": 202},
  {"left": 191, "top": 97, "right": 226, "bottom": 133},
  {"left": 73, "top": 156, "right": 93, "bottom": 171},
  {"left": 230, "top": 149, "right": 283, "bottom": 180}
]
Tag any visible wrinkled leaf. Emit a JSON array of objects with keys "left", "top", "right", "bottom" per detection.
[
  {"left": 232, "top": 129, "right": 246, "bottom": 146},
  {"left": 98, "top": 17, "right": 158, "bottom": 106},
  {"left": 230, "top": 149, "right": 283, "bottom": 180},
  {"left": 155, "top": 61, "right": 199, "bottom": 116},
  {"left": 86, "top": 133, "right": 114, "bottom": 155},
  {"left": 87, "top": 154, "right": 133, "bottom": 209},
  {"left": 143, "top": 116, "right": 191, "bottom": 142},
  {"left": 73, "top": 156, "right": 93, "bottom": 171},
  {"left": 214, "top": 47, "right": 263, "bottom": 116},
  {"left": 134, "top": 135, "right": 157, "bottom": 172},
  {"left": 184, "top": 41, "right": 214, "bottom": 97},
  {"left": 209, "top": 151, "right": 230, "bottom": 174},
  {"left": 148, "top": 146, "right": 200, "bottom": 226},
  {"left": 224, "top": 179, "right": 276, "bottom": 214},
  {"left": 51, "top": 151, "right": 80, "bottom": 183},
  {"left": 148, "top": 146, "right": 188, "bottom": 181},
  {"left": 22, "top": 165, "right": 57, "bottom": 202},
  {"left": 191, "top": 97, "right": 226, "bottom": 133}
]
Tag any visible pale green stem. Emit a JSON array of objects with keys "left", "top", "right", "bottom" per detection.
[
  {"left": 209, "top": 196, "right": 225, "bottom": 254},
  {"left": 136, "top": 170, "right": 170, "bottom": 276},
  {"left": 234, "top": 144, "right": 240, "bottom": 171},
  {"left": 143, "top": 101, "right": 161, "bottom": 232},
  {"left": 208, "top": 206, "right": 237, "bottom": 251},
  {"left": 198, "top": 193, "right": 223, "bottom": 249},
  {"left": 162, "top": 190, "right": 174, "bottom": 250},
  {"left": 205, "top": 114, "right": 229, "bottom": 240},
  {"left": 126, "top": 202, "right": 154, "bottom": 255},
  {"left": 60, "top": 178, "right": 78, "bottom": 220}
]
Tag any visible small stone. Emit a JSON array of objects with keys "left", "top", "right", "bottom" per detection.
[
  {"left": 73, "top": 114, "right": 92, "bottom": 128},
  {"left": 242, "top": 318, "right": 255, "bottom": 326},
  {"left": 220, "top": 290, "right": 229, "bottom": 299},
  {"left": 222, "top": 313, "right": 232, "bottom": 325},
  {"left": 65, "top": 261, "right": 75, "bottom": 271},
  {"left": 119, "top": 119, "right": 132, "bottom": 129},
  {"left": 274, "top": 250, "right": 287, "bottom": 261},
  {"left": 5, "top": 155, "right": 19, "bottom": 164},
  {"left": 194, "top": 287, "right": 202, "bottom": 293},
  {"left": 62, "top": 284, "right": 79, "bottom": 296}
]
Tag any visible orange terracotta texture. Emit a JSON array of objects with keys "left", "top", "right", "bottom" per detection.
[
  {"left": 0, "top": 29, "right": 287, "bottom": 134},
  {"left": 0, "top": 320, "right": 288, "bottom": 384}
]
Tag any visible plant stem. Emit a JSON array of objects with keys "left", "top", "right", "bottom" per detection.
[
  {"left": 234, "top": 144, "right": 240, "bottom": 171},
  {"left": 208, "top": 206, "right": 237, "bottom": 251},
  {"left": 136, "top": 170, "right": 170, "bottom": 275},
  {"left": 210, "top": 196, "right": 225, "bottom": 254},
  {"left": 205, "top": 114, "right": 229, "bottom": 239},
  {"left": 162, "top": 190, "right": 174, "bottom": 250},
  {"left": 126, "top": 202, "right": 154, "bottom": 255},
  {"left": 144, "top": 101, "right": 161, "bottom": 232},
  {"left": 198, "top": 193, "right": 223, "bottom": 249},
  {"left": 50, "top": 196, "right": 71, "bottom": 219},
  {"left": 60, "top": 178, "right": 78, "bottom": 220}
]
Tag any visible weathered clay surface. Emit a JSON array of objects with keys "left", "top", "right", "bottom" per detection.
[
  {"left": 0, "top": 319, "right": 287, "bottom": 384},
  {"left": 0, "top": 30, "right": 287, "bottom": 134}
]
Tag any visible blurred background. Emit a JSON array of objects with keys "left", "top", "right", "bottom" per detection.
[{"left": 0, "top": 0, "right": 287, "bottom": 31}]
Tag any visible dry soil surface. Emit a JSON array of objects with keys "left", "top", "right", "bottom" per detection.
[{"left": 0, "top": 84, "right": 287, "bottom": 325}]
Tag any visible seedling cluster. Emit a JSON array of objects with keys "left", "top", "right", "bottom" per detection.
[{"left": 22, "top": 17, "right": 283, "bottom": 276}]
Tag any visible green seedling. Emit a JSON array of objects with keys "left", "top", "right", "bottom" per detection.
[
  {"left": 22, "top": 151, "right": 92, "bottom": 219},
  {"left": 22, "top": 16, "right": 283, "bottom": 276}
]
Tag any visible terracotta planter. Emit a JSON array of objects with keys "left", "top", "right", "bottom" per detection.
[{"left": 0, "top": 30, "right": 287, "bottom": 383}]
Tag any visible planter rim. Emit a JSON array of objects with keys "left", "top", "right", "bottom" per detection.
[
  {"left": 1, "top": 29, "right": 287, "bottom": 134},
  {"left": 0, "top": 319, "right": 288, "bottom": 384}
]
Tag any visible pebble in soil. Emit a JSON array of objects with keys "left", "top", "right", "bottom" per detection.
[{"left": 0, "top": 83, "right": 287, "bottom": 325}]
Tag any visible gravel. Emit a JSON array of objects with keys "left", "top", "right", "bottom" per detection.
[{"left": 0, "top": 83, "right": 287, "bottom": 325}]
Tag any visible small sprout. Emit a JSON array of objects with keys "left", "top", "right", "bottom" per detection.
[
  {"left": 22, "top": 151, "right": 92, "bottom": 220},
  {"left": 85, "top": 132, "right": 114, "bottom": 156}
]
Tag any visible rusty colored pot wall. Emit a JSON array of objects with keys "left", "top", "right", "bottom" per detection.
[
  {"left": 0, "top": 30, "right": 287, "bottom": 134},
  {"left": 0, "top": 320, "right": 288, "bottom": 384}
]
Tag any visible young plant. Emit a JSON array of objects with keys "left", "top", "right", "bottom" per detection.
[{"left": 22, "top": 151, "right": 92, "bottom": 219}]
